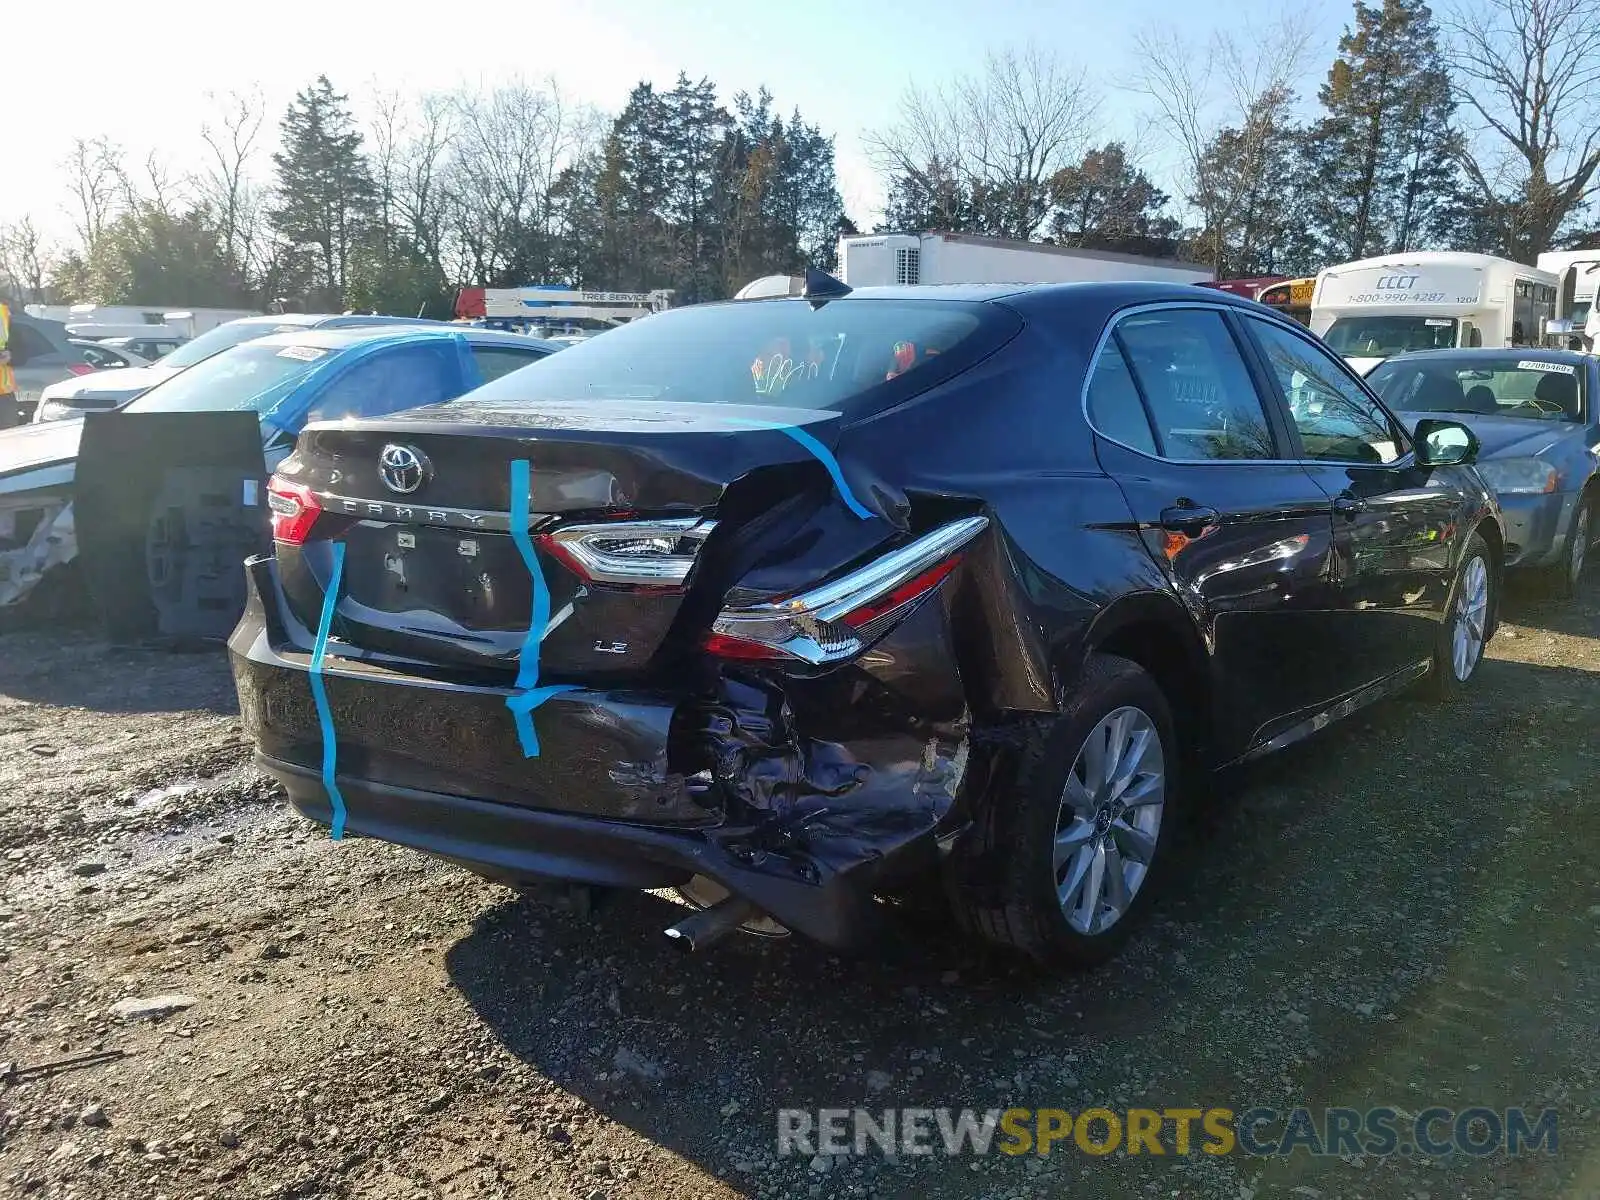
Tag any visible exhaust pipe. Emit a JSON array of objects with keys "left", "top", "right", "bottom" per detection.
[{"left": 664, "top": 895, "right": 761, "bottom": 953}]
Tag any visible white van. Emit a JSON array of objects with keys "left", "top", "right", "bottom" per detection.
[
  {"left": 1535, "top": 249, "right": 1600, "bottom": 348},
  {"left": 1310, "top": 251, "right": 1559, "bottom": 375}
]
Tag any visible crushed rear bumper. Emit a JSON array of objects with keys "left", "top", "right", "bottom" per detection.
[
  {"left": 257, "top": 751, "right": 920, "bottom": 949},
  {"left": 229, "top": 555, "right": 969, "bottom": 951}
]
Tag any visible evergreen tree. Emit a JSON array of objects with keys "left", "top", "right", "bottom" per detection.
[
  {"left": 269, "top": 76, "right": 377, "bottom": 307},
  {"left": 1191, "top": 88, "right": 1304, "bottom": 277},
  {"left": 660, "top": 75, "right": 731, "bottom": 304},
  {"left": 1046, "top": 144, "right": 1181, "bottom": 254},
  {"left": 877, "top": 160, "right": 978, "bottom": 233},
  {"left": 1303, "top": 0, "right": 1465, "bottom": 260}
]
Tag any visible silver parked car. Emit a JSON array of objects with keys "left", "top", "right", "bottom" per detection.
[{"left": 8, "top": 315, "right": 94, "bottom": 424}]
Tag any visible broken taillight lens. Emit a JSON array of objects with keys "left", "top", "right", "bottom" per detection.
[
  {"left": 540, "top": 518, "right": 718, "bottom": 588},
  {"left": 268, "top": 477, "right": 322, "bottom": 546},
  {"left": 705, "top": 515, "right": 988, "bottom": 666}
]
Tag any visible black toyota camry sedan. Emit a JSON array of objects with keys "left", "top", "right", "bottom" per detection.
[{"left": 230, "top": 276, "right": 1503, "bottom": 969}]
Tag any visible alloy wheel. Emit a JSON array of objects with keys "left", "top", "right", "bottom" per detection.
[
  {"left": 1053, "top": 706, "right": 1166, "bottom": 935},
  {"left": 1451, "top": 556, "right": 1490, "bottom": 681}
]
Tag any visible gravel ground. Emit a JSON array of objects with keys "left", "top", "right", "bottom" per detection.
[{"left": 1, "top": 579, "right": 1597, "bottom": 1200}]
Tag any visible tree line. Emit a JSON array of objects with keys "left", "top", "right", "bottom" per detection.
[
  {"left": 875, "top": 0, "right": 1600, "bottom": 276},
  {"left": 2, "top": 0, "right": 1598, "bottom": 314},
  {"left": 0, "top": 75, "right": 848, "bottom": 317}
]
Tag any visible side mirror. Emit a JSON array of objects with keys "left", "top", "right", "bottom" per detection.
[{"left": 1414, "top": 418, "right": 1479, "bottom": 467}]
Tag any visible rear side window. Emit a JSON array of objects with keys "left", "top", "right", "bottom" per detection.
[
  {"left": 1085, "top": 339, "right": 1158, "bottom": 455},
  {"left": 471, "top": 345, "right": 550, "bottom": 383},
  {"left": 1110, "top": 309, "right": 1278, "bottom": 460},
  {"left": 301, "top": 345, "right": 457, "bottom": 426},
  {"left": 449, "top": 299, "right": 1022, "bottom": 418}
]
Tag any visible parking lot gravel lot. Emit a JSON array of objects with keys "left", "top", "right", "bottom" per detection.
[{"left": 1, "top": 579, "right": 1597, "bottom": 1200}]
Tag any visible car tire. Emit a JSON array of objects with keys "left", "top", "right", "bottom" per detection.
[
  {"left": 946, "top": 653, "right": 1181, "bottom": 969},
  {"left": 1546, "top": 495, "right": 1593, "bottom": 600},
  {"left": 1424, "top": 532, "right": 1495, "bottom": 700}
]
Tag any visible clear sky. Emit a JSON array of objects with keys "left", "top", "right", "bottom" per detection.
[{"left": 6, "top": 0, "right": 1339, "bottom": 240}]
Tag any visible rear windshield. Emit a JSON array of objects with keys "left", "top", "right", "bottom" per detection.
[
  {"left": 122, "top": 342, "right": 328, "bottom": 415},
  {"left": 1366, "top": 354, "right": 1585, "bottom": 422},
  {"left": 448, "top": 298, "right": 1019, "bottom": 415}
]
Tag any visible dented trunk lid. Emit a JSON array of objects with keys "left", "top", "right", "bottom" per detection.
[{"left": 274, "top": 399, "right": 864, "bottom": 675}]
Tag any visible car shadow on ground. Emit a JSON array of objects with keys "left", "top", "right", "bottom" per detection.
[
  {"left": 1499, "top": 571, "right": 1600, "bottom": 638},
  {"left": 445, "top": 652, "right": 1599, "bottom": 1198}
]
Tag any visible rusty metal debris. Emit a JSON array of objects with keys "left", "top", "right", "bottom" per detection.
[{"left": 0, "top": 1048, "right": 127, "bottom": 1084}]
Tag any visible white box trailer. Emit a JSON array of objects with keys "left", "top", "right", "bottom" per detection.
[
  {"left": 1535, "top": 249, "right": 1600, "bottom": 347},
  {"left": 1310, "top": 251, "right": 1559, "bottom": 375},
  {"left": 23, "top": 303, "right": 262, "bottom": 338},
  {"left": 837, "top": 232, "right": 1213, "bottom": 288}
]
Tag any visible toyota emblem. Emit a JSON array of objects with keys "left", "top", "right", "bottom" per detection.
[{"left": 378, "top": 444, "right": 431, "bottom": 495}]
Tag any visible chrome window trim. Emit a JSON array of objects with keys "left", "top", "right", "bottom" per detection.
[{"left": 1079, "top": 300, "right": 1421, "bottom": 471}]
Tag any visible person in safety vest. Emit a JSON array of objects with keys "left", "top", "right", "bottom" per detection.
[{"left": 0, "top": 301, "right": 17, "bottom": 429}]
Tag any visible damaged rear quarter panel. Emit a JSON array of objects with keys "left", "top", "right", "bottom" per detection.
[{"left": 680, "top": 593, "right": 974, "bottom": 896}]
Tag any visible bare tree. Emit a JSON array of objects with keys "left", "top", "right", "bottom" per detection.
[
  {"left": 200, "top": 89, "right": 267, "bottom": 279},
  {"left": 443, "top": 79, "right": 601, "bottom": 283},
  {"left": 865, "top": 46, "right": 1100, "bottom": 240},
  {"left": 1446, "top": 0, "right": 1600, "bottom": 257},
  {"left": 61, "top": 136, "right": 126, "bottom": 252},
  {"left": 0, "top": 217, "right": 54, "bottom": 302},
  {"left": 396, "top": 93, "right": 459, "bottom": 283},
  {"left": 1132, "top": 14, "right": 1312, "bottom": 274},
  {"left": 126, "top": 152, "right": 185, "bottom": 218}
]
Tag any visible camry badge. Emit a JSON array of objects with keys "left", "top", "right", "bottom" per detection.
[{"left": 378, "top": 444, "right": 431, "bottom": 495}]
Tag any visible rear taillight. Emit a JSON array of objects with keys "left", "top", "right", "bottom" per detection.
[
  {"left": 540, "top": 518, "right": 717, "bottom": 588},
  {"left": 706, "top": 515, "right": 988, "bottom": 666},
  {"left": 268, "top": 477, "right": 322, "bottom": 546},
  {"left": 66, "top": 362, "right": 96, "bottom": 376}
]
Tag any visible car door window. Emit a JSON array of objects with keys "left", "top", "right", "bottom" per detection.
[
  {"left": 1248, "top": 318, "right": 1405, "bottom": 465},
  {"left": 1085, "top": 338, "right": 1159, "bottom": 454},
  {"left": 471, "top": 346, "right": 550, "bottom": 384},
  {"left": 299, "top": 345, "right": 456, "bottom": 427},
  {"left": 1110, "top": 308, "right": 1278, "bottom": 460}
]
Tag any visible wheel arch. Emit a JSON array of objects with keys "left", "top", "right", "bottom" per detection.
[{"left": 1070, "top": 592, "right": 1217, "bottom": 770}]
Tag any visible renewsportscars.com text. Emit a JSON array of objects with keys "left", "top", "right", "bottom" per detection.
[{"left": 777, "top": 1106, "right": 1559, "bottom": 1159}]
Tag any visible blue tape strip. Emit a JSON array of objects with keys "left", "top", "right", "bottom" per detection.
[
  {"left": 307, "top": 541, "right": 349, "bottom": 839},
  {"left": 769, "top": 423, "right": 873, "bottom": 520},
  {"left": 690, "top": 411, "right": 874, "bottom": 521},
  {"left": 506, "top": 458, "right": 577, "bottom": 756}
]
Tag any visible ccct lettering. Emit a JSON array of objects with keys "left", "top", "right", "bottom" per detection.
[{"left": 1375, "top": 274, "right": 1420, "bottom": 290}]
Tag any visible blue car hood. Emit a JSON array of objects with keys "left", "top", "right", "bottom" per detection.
[{"left": 1399, "top": 410, "right": 1584, "bottom": 459}]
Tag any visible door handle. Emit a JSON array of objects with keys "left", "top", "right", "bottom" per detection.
[
  {"left": 1332, "top": 494, "right": 1366, "bottom": 519},
  {"left": 1159, "top": 505, "right": 1221, "bottom": 536}
]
